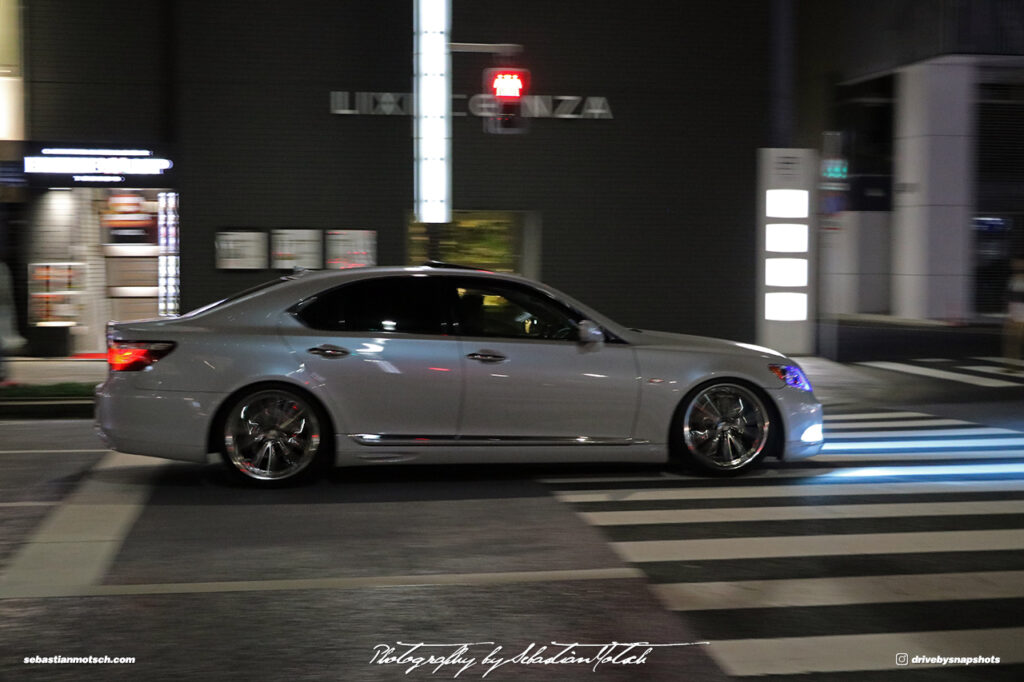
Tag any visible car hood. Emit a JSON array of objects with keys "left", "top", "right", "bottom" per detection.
[{"left": 623, "top": 328, "right": 789, "bottom": 359}]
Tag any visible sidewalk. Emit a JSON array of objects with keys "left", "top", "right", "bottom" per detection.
[
  {"left": 3, "top": 356, "right": 108, "bottom": 385},
  {"left": 0, "top": 357, "right": 106, "bottom": 419},
  {"left": 794, "top": 356, "right": 889, "bottom": 407},
  {"left": 0, "top": 355, "right": 884, "bottom": 419}
]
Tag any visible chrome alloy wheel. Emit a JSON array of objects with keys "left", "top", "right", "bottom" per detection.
[
  {"left": 681, "top": 382, "right": 770, "bottom": 472},
  {"left": 224, "top": 389, "right": 322, "bottom": 481}
]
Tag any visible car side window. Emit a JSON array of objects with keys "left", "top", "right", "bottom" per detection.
[
  {"left": 453, "top": 280, "right": 581, "bottom": 341},
  {"left": 297, "top": 277, "right": 451, "bottom": 335}
]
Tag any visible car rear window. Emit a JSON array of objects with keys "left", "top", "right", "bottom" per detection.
[
  {"left": 180, "top": 277, "right": 292, "bottom": 317},
  {"left": 296, "top": 276, "right": 451, "bottom": 334}
]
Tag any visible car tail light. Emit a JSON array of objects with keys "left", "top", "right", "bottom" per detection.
[{"left": 108, "top": 341, "right": 176, "bottom": 372}]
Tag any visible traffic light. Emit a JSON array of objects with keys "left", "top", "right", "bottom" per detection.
[{"left": 483, "top": 67, "right": 530, "bottom": 134}]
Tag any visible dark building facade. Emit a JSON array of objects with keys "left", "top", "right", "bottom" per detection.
[
  {"left": 7, "top": 0, "right": 775, "bottom": 354},
  {"left": 798, "top": 0, "right": 1024, "bottom": 331},
  {"left": 10, "top": 0, "right": 1024, "bottom": 358}
]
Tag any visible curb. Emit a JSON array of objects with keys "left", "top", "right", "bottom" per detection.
[{"left": 0, "top": 398, "right": 95, "bottom": 420}]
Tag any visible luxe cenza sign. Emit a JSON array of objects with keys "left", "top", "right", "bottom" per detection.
[{"left": 329, "top": 91, "right": 613, "bottom": 119}]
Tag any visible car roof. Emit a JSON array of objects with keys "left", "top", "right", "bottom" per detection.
[{"left": 275, "top": 264, "right": 538, "bottom": 292}]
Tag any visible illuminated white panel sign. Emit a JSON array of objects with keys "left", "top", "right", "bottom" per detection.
[
  {"left": 764, "top": 292, "right": 808, "bottom": 321},
  {"left": 25, "top": 156, "right": 173, "bottom": 175},
  {"left": 765, "top": 189, "right": 809, "bottom": 218},
  {"left": 74, "top": 175, "right": 124, "bottom": 183},
  {"left": 765, "top": 223, "right": 808, "bottom": 253},
  {"left": 326, "top": 230, "right": 377, "bottom": 269},
  {"left": 765, "top": 258, "right": 808, "bottom": 287},
  {"left": 0, "top": 76, "right": 25, "bottom": 140},
  {"left": 272, "top": 229, "right": 322, "bottom": 270},
  {"left": 216, "top": 231, "right": 268, "bottom": 270},
  {"left": 42, "top": 148, "right": 153, "bottom": 156}
]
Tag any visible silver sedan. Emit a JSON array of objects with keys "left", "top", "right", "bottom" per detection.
[{"left": 96, "top": 265, "right": 823, "bottom": 485}]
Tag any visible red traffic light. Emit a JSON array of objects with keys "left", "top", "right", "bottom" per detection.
[{"left": 485, "top": 68, "right": 530, "bottom": 100}]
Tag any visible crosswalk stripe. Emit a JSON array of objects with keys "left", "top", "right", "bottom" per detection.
[
  {"left": 706, "top": 627, "right": 1023, "bottom": 676},
  {"left": 555, "top": 480, "right": 1024, "bottom": 503},
  {"left": 859, "top": 361, "right": 1021, "bottom": 387},
  {"left": 826, "top": 426, "right": 1019, "bottom": 439},
  {"left": 612, "top": 529, "right": 1024, "bottom": 562},
  {"left": 959, "top": 364, "right": 1024, "bottom": 379},
  {"left": 541, "top": 405, "right": 1024, "bottom": 679},
  {"left": 580, "top": 500, "right": 1024, "bottom": 525},
  {"left": 547, "top": 463, "right": 1024, "bottom": 486},
  {"left": 652, "top": 570, "right": 1024, "bottom": 611},
  {"left": 975, "top": 356, "right": 1024, "bottom": 367},
  {"left": 823, "top": 411, "right": 930, "bottom": 421},
  {"left": 1, "top": 453, "right": 166, "bottom": 592},
  {"left": 541, "top": 457, "right": 1024, "bottom": 486},
  {"left": 825, "top": 418, "right": 975, "bottom": 429},
  {"left": 812, "top": 462, "right": 1024, "bottom": 477},
  {"left": 815, "top": 449, "right": 1024, "bottom": 461},
  {"left": 821, "top": 436, "right": 1024, "bottom": 451},
  {"left": 543, "top": 460, "right": 1024, "bottom": 484}
]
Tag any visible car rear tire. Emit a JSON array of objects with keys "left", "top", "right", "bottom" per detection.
[
  {"left": 670, "top": 380, "right": 776, "bottom": 475},
  {"left": 220, "top": 386, "right": 331, "bottom": 485}
]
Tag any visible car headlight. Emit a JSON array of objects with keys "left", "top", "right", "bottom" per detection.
[
  {"left": 800, "top": 423, "right": 824, "bottom": 443},
  {"left": 769, "top": 364, "right": 813, "bottom": 392}
]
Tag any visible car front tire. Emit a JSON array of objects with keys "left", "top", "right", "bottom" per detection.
[
  {"left": 220, "top": 386, "right": 332, "bottom": 485},
  {"left": 671, "top": 380, "right": 777, "bottom": 475}
]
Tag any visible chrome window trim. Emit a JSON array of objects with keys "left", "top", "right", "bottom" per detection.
[{"left": 350, "top": 434, "right": 647, "bottom": 447}]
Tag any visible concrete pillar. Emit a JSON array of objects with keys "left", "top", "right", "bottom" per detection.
[
  {"left": 892, "top": 56, "right": 975, "bottom": 320},
  {"left": 821, "top": 211, "right": 891, "bottom": 315}
]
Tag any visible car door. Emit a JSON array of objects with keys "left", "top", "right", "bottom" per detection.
[
  {"left": 282, "top": 275, "right": 462, "bottom": 438},
  {"left": 450, "top": 277, "right": 640, "bottom": 442}
]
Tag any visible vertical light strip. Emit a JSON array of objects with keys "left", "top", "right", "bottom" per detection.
[
  {"left": 413, "top": 0, "right": 451, "bottom": 224},
  {"left": 157, "top": 192, "right": 179, "bottom": 316}
]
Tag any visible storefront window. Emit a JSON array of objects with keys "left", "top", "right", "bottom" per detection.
[
  {"left": 407, "top": 210, "right": 532, "bottom": 274},
  {"left": 24, "top": 185, "right": 178, "bottom": 354}
]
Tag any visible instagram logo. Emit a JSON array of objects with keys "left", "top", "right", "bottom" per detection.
[{"left": 896, "top": 653, "right": 909, "bottom": 666}]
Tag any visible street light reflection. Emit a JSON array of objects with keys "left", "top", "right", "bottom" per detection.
[
  {"left": 825, "top": 463, "right": 1024, "bottom": 478},
  {"left": 821, "top": 437, "right": 1024, "bottom": 452}
]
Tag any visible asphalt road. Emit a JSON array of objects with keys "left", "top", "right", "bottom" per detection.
[
  {"left": 3, "top": 370, "right": 1024, "bottom": 680},
  {"left": 0, "top": 420, "right": 723, "bottom": 682}
]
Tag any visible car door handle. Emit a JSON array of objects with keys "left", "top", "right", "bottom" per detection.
[
  {"left": 307, "top": 344, "right": 350, "bottom": 358},
  {"left": 467, "top": 351, "right": 507, "bottom": 363}
]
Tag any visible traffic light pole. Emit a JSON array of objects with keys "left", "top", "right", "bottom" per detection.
[
  {"left": 413, "top": 0, "right": 525, "bottom": 237},
  {"left": 413, "top": 0, "right": 451, "bottom": 226}
]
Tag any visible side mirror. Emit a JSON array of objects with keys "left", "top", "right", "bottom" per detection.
[{"left": 577, "top": 319, "right": 605, "bottom": 345}]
